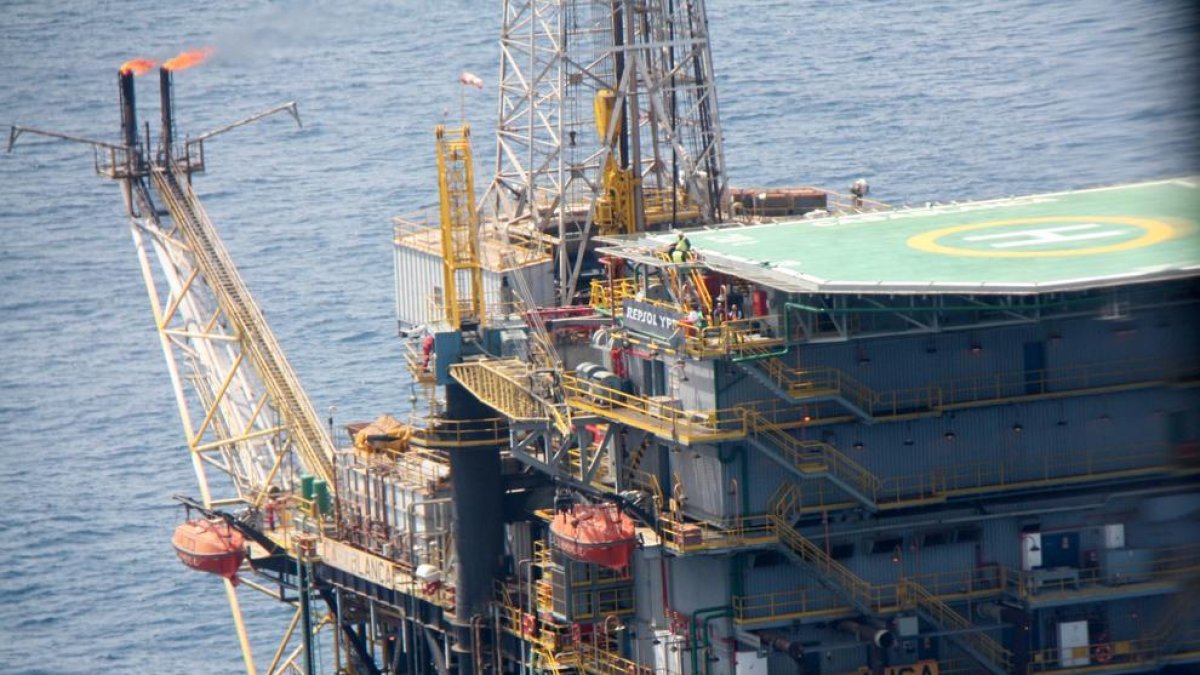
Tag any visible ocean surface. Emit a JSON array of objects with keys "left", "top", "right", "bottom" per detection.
[{"left": 0, "top": 1, "right": 1196, "bottom": 672}]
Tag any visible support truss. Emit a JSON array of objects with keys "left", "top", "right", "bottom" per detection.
[
  {"left": 489, "top": 0, "right": 729, "bottom": 303},
  {"left": 129, "top": 172, "right": 330, "bottom": 506}
]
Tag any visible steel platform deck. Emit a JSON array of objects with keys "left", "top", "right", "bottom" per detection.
[{"left": 603, "top": 177, "right": 1200, "bottom": 294}]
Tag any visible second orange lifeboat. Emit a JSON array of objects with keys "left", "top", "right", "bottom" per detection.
[
  {"left": 550, "top": 503, "right": 636, "bottom": 570},
  {"left": 172, "top": 519, "right": 246, "bottom": 583}
]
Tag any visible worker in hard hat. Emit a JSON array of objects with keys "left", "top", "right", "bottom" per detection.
[{"left": 671, "top": 231, "right": 691, "bottom": 263}]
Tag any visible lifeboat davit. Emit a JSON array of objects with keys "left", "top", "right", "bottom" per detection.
[
  {"left": 550, "top": 503, "right": 636, "bottom": 570},
  {"left": 172, "top": 519, "right": 246, "bottom": 582}
]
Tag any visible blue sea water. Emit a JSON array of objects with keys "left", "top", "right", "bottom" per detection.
[{"left": 0, "top": 1, "right": 1195, "bottom": 672}]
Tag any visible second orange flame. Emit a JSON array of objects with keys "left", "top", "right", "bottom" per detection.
[{"left": 162, "top": 47, "right": 215, "bottom": 72}]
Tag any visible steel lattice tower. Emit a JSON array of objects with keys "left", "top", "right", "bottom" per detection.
[{"left": 488, "top": 0, "right": 729, "bottom": 303}]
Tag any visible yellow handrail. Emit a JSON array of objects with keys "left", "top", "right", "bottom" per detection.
[
  {"left": 765, "top": 357, "right": 1197, "bottom": 419},
  {"left": 561, "top": 372, "right": 745, "bottom": 442},
  {"left": 733, "top": 566, "right": 1010, "bottom": 624},
  {"left": 405, "top": 416, "right": 510, "bottom": 449},
  {"left": 745, "top": 409, "right": 883, "bottom": 500},
  {"left": 899, "top": 578, "right": 1011, "bottom": 671},
  {"left": 658, "top": 512, "right": 777, "bottom": 553},
  {"left": 589, "top": 277, "right": 638, "bottom": 315}
]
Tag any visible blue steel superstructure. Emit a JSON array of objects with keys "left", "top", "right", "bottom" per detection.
[{"left": 393, "top": 179, "right": 1198, "bottom": 674}]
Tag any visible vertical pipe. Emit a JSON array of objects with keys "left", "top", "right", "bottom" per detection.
[
  {"left": 159, "top": 67, "right": 174, "bottom": 162},
  {"left": 492, "top": 605, "right": 502, "bottom": 675},
  {"left": 611, "top": 1, "right": 628, "bottom": 169},
  {"left": 517, "top": 558, "right": 532, "bottom": 675},
  {"left": 622, "top": 0, "right": 646, "bottom": 233},
  {"left": 298, "top": 559, "right": 315, "bottom": 675},
  {"left": 118, "top": 70, "right": 138, "bottom": 149},
  {"left": 446, "top": 386, "right": 504, "bottom": 633},
  {"left": 693, "top": 606, "right": 731, "bottom": 675},
  {"left": 117, "top": 69, "right": 140, "bottom": 181},
  {"left": 334, "top": 586, "right": 343, "bottom": 673}
]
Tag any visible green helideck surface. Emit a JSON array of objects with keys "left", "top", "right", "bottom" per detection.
[{"left": 669, "top": 178, "right": 1200, "bottom": 293}]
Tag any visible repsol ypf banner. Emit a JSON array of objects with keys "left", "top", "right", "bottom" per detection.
[{"left": 621, "top": 299, "right": 683, "bottom": 340}]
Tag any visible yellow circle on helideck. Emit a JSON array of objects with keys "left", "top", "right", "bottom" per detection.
[{"left": 906, "top": 216, "right": 1178, "bottom": 258}]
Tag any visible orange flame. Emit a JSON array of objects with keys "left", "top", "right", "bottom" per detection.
[
  {"left": 119, "top": 58, "right": 157, "bottom": 76},
  {"left": 162, "top": 47, "right": 215, "bottom": 72}
]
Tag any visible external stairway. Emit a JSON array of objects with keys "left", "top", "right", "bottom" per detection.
[
  {"left": 151, "top": 169, "right": 335, "bottom": 484},
  {"left": 744, "top": 410, "right": 883, "bottom": 510},
  {"left": 769, "top": 485, "right": 1012, "bottom": 674},
  {"left": 656, "top": 250, "right": 712, "bottom": 314}
]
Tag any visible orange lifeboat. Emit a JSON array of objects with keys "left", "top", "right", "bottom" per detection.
[
  {"left": 172, "top": 519, "right": 246, "bottom": 582},
  {"left": 550, "top": 503, "right": 636, "bottom": 570}
]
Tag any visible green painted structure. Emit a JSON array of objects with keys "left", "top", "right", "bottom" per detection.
[{"left": 627, "top": 177, "right": 1199, "bottom": 294}]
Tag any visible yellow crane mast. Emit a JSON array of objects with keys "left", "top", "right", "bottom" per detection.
[{"left": 435, "top": 124, "right": 485, "bottom": 329}]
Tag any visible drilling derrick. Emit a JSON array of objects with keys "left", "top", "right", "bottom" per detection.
[{"left": 489, "top": 0, "right": 728, "bottom": 303}]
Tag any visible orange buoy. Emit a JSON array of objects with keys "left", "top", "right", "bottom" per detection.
[
  {"left": 172, "top": 519, "right": 246, "bottom": 582},
  {"left": 549, "top": 503, "right": 636, "bottom": 570}
]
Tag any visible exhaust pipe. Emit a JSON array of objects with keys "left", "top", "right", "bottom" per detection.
[
  {"left": 837, "top": 619, "right": 895, "bottom": 649},
  {"left": 759, "top": 632, "right": 804, "bottom": 662},
  {"left": 159, "top": 66, "right": 175, "bottom": 161},
  {"left": 117, "top": 70, "right": 138, "bottom": 160}
]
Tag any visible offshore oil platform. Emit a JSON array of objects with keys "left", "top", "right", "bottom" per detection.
[{"left": 10, "top": 1, "right": 1200, "bottom": 674}]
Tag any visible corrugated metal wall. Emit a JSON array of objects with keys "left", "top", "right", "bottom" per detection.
[
  {"left": 393, "top": 239, "right": 554, "bottom": 328},
  {"left": 713, "top": 298, "right": 1197, "bottom": 520},
  {"left": 668, "top": 554, "right": 730, "bottom": 614},
  {"left": 742, "top": 444, "right": 792, "bottom": 514},
  {"left": 394, "top": 244, "right": 445, "bottom": 328},
  {"left": 678, "top": 360, "right": 718, "bottom": 411},
  {"left": 654, "top": 291, "right": 1197, "bottom": 674},
  {"left": 785, "top": 303, "right": 1198, "bottom": 395},
  {"left": 821, "top": 387, "right": 1189, "bottom": 494},
  {"left": 670, "top": 443, "right": 730, "bottom": 521}
]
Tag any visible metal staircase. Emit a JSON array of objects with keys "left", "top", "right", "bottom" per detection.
[
  {"left": 745, "top": 410, "right": 881, "bottom": 510},
  {"left": 899, "top": 579, "right": 1011, "bottom": 674},
  {"left": 768, "top": 485, "right": 878, "bottom": 616},
  {"left": 737, "top": 359, "right": 878, "bottom": 420},
  {"left": 655, "top": 250, "right": 711, "bottom": 314},
  {"left": 770, "top": 486, "right": 1010, "bottom": 674},
  {"left": 622, "top": 438, "right": 651, "bottom": 487},
  {"left": 151, "top": 169, "right": 335, "bottom": 489}
]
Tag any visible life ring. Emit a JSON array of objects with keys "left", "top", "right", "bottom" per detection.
[{"left": 1093, "top": 643, "right": 1112, "bottom": 663}]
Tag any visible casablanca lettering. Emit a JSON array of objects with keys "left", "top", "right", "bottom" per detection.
[{"left": 321, "top": 539, "right": 398, "bottom": 589}]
